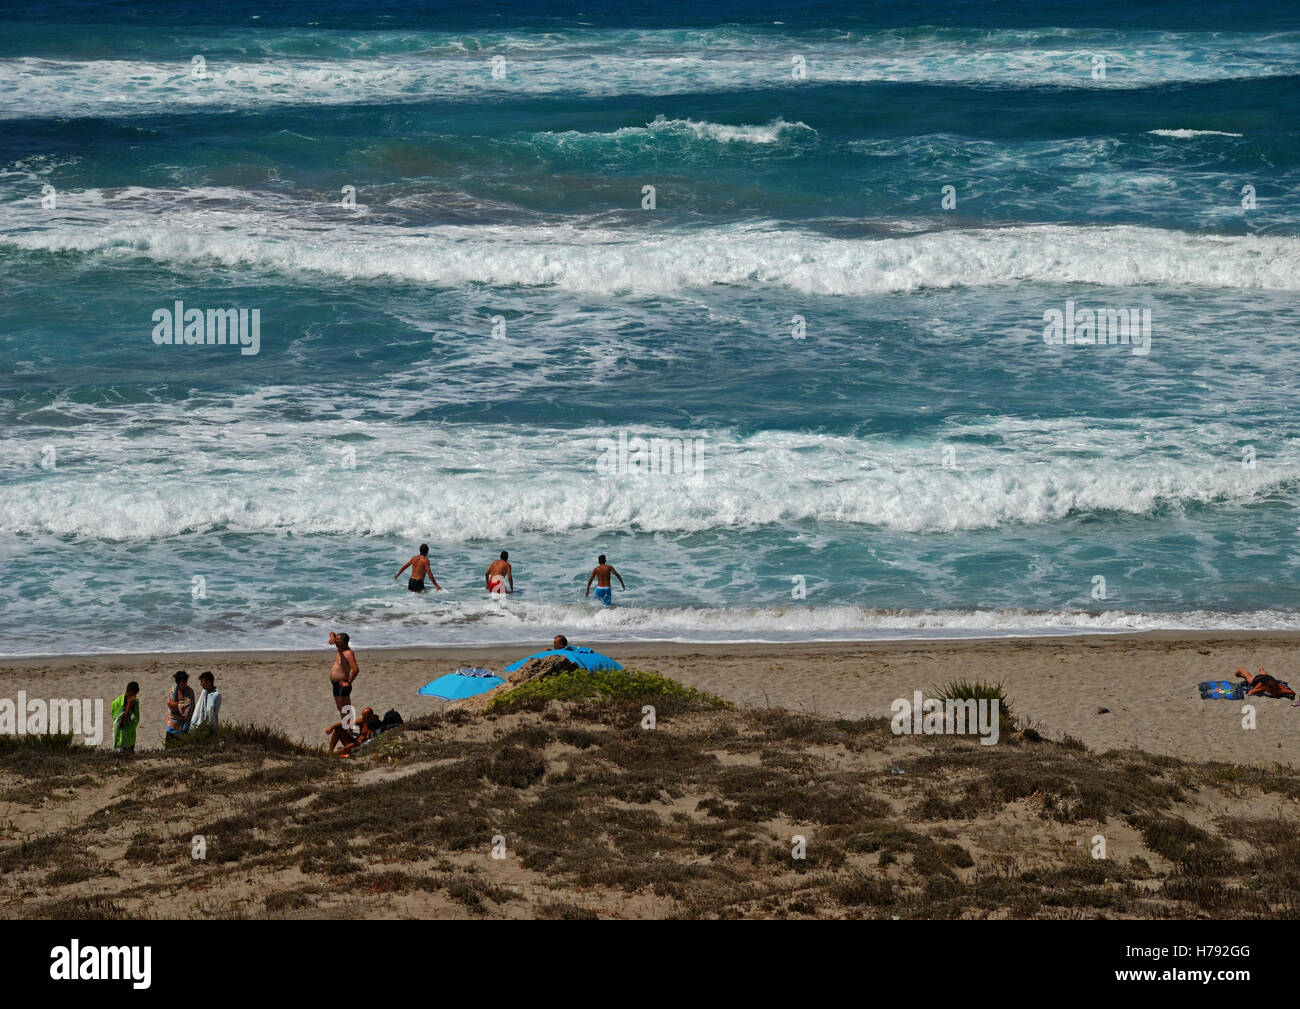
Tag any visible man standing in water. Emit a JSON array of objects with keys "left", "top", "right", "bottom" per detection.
[
  {"left": 395, "top": 543, "right": 442, "bottom": 593},
  {"left": 585, "top": 554, "right": 625, "bottom": 606},
  {"left": 328, "top": 631, "right": 359, "bottom": 715},
  {"left": 486, "top": 550, "right": 513, "bottom": 594}
]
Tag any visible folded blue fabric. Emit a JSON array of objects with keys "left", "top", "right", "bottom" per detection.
[{"left": 1198, "top": 680, "right": 1245, "bottom": 700}]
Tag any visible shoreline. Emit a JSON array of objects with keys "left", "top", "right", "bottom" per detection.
[
  {"left": 8, "top": 627, "right": 1300, "bottom": 665},
  {"left": 7, "top": 626, "right": 1300, "bottom": 665}
]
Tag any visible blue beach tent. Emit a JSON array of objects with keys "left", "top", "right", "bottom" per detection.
[
  {"left": 418, "top": 668, "right": 506, "bottom": 700},
  {"left": 503, "top": 646, "right": 623, "bottom": 674}
]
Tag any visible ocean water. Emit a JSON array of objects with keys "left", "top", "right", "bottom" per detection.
[{"left": 3, "top": 1, "right": 1300, "bottom": 655}]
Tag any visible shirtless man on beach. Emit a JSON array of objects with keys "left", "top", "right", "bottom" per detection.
[
  {"left": 485, "top": 550, "right": 513, "bottom": 594},
  {"left": 328, "top": 631, "right": 359, "bottom": 714},
  {"left": 585, "top": 554, "right": 625, "bottom": 606},
  {"left": 395, "top": 543, "right": 442, "bottom": 593}
]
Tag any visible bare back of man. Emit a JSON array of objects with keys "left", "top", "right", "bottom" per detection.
[
  {"left": 585, "top": 555, "right": 625, "bottom": 606},
  {"left": 396, "top": 545, "right": 441, "bottom": 592},
  {"left": 486, "top": 555, "right": 513, "bottom": 594}
]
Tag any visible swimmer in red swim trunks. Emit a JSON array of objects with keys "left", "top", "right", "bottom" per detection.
[{"left": 485, "top": 550, "right": 513, "bottom": 594}]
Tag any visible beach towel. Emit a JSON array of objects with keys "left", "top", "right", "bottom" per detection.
[
  {"left": 191, "top": 687, "right": 222, "bottom": 729},
  {"left": 166, "top": 685, "right": 194, "bottom": 734},
  {"left": 1198, "top": 680, "right": 1245, "bottom": 700},
  {"left": 110, "top": 693, "right": 140, "bottom": 748}
]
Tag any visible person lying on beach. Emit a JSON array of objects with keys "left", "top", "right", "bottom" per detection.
[
  {"left": 111, "top": 681, "right": 140, "bottom": 754},
  {"left": 585, "top": 554, "right": 625, "bottom": 606},
  {"left": 191, "top": 671, "right": 222, "bottom": 730},
  {"left": 325, "top": 706, "right": 381, "bottom": 757},
  {"left": 486, "top": 551, "right": 513, "bottom": 594},
  {"left": 396, "top": 543, "right": 442, "bottom": 593},
  {"left": 329, "top": 631, "right": 359, "bottom": 715},
  {"left": 553, "top": 634, "right": 569, "bottom": 649},
  {"left": 164, "top": 671, "right": 194, "bottom": 743}
]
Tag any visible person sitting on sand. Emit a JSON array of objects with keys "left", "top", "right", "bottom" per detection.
[
  {"left": 111, "top": 681, "right": 140, "bottom": 755},
  {"left": 585, "top": 554, "right": 625, "bottom": 606},
  {"left": 325, "top": 706, "right": 381, "bottom": 757},
  {"left": 395, "top": 543, "right": 442, "bottom": 593},
  {"left": 486, "top": 551, "right": 513, "bottom": 594},
  {"left": 329, "top": 631, "right": 359, "bottom": 715},
  {"left": 191, "top": 671, "right": 222, "bottom": 731},
  {"left": 165, "top": 671, "right": 195, "bottom": 743}
]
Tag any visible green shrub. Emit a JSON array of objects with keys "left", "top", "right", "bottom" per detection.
[
  {"left": 166, "top": 722, "right": 306, "bottom": 754},
  {"left": 932, "top": 679, "right": 1016, "bottom": 738},
  {"left": 0, "top": 733, "right": 76, "bottom": 750},
  {"left": 486, "top": 667, "right": 730, "bottom": 714}
]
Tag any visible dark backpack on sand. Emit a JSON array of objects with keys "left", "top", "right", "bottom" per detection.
[{"left": 381, "top": 709, "right": 403, "bottom": 730}]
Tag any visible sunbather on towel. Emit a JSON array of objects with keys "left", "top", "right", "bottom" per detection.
[
  {"left": 1236, "top": 665, "right": 1297, "bottom": 700},
  {"left": 325, "top": 707, "right": 382, "bottom": 757}
]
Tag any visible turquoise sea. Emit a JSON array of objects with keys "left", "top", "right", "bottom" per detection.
[{"left": 3, "top": 1, "right": 1300, "bottom": 654}]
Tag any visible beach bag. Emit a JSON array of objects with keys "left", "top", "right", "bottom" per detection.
[
  {"left": 1198, "top": 681, "right": 1245, "bottom": 700},
  {"left": 381, "top": 709, "right": 404, "bottom": 730}
]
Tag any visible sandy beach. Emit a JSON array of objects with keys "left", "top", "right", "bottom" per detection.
[{"left": 5, "top": 632, "right": 1298, "bottom": 764}]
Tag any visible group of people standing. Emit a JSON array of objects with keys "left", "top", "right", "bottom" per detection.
[
  {"left": 395, "top": 546, "right": 626, "bottom": 605},
  {"left": 109, "top": 670, "right": 222, "bottom": 754}
]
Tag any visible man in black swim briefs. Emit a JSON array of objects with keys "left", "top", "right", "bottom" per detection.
[
  {"left": 328, "top": 630, "right": 359, "bottom": 715},
  {"left": 396, "top": 543, "right": 442, "bottom": 593}
]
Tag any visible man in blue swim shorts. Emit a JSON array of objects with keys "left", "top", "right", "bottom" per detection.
[{"left": 585, "top": 554, "right": 625, "bottom": 606}]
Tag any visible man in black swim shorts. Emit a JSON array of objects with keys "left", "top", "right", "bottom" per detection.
[
  {"left": 328, "top": 631, "right": 358, "bottom": 715},
  {"left": 395, "top": 543, "right": 442, "bottom": 593}
]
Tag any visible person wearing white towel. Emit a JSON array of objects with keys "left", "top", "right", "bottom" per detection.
[{"left": 191, "top": 671, "right": 222, "bottom": 731}]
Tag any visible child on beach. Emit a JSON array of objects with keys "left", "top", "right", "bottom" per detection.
[
  {"left": 191, "top": 671, "right": 222, "bottom": 730},
  {"left": 164, "top": 671, "right": 195, "bottom": 743},
  {"left": 111, "top": 681, "right": 140, "bottom": 754}
]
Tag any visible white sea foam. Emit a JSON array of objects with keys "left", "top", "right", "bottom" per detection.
[
  {"left": 1147, "top": 129, "right": 1245, "bottom": 138},
  {"left": 539, "top": 116, "right": 815, "bottom": 146},
  {"left": 2, "top": 415, "right": 1294, "bottom": 541},
  {"left": 5, "top": 188, "right": 1299, "bottom": 294},
  {"left": 2, "top": 29, "right": 1299, "bottom": 118},
  {"left": 10, "top": 603, "right": 1300, "bottom": 656}
]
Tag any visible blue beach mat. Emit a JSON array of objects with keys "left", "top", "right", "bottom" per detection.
[{"left": 1198, "top": 680, "right": 1246, "bottom": 700}]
